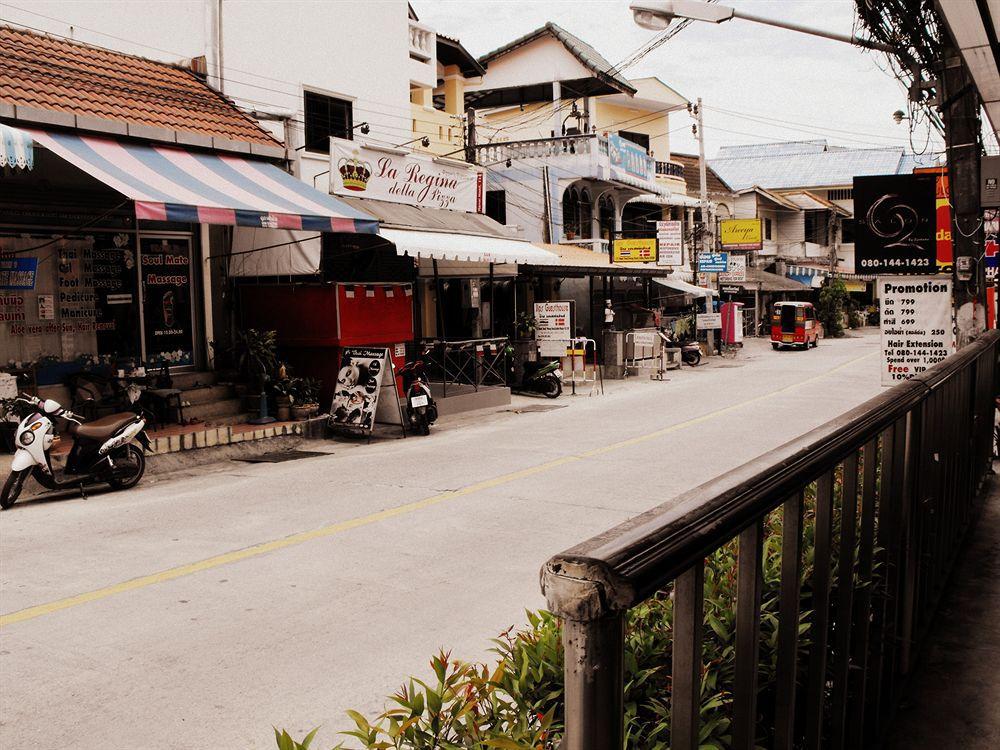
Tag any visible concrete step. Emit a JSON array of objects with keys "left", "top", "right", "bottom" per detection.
[
  {"left": 183, "top": 398, "right": 244, "bottom": 422},
  {"left": 168, "top": 371, "right": 218, "bottom": 390},
  {"left": 180, "top": 384, "right": 235, "bottom": 405}
]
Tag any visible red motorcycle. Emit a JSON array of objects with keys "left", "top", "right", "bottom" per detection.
[{"left": 397, "top": 349, "right": 438, "bottom": 436}]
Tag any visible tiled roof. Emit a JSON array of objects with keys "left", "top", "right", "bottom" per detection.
[
  {"left": 479, "top": 22, "right": 636, "bottom": 95},
  {"left": 0, "top": 25, "right": 279, "bottom": 147},
  {"left": 710, "top": 140, "right": 938, "bottom": 191},
  {"left": 671, "top": 152, "right": 733, "bottom": 195}
]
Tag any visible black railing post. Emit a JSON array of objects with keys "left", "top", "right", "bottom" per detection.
[
  {"left": 773, "top": 491, "right": 804, "bottom": 750},
  {"left": 733, "top": 521, "right": 764, "bottom": 750},
  {"left": 671, "top": 560, "right": 705, "bottom": 750}
]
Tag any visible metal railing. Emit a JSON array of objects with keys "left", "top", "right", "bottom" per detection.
[
  {"left": 421, "top": 337, "right": 509, "bottom": 397},
  {"left": 541, "top": 330, "right": 999, "bottom": 749},
  {"left": 655, "top": 160, "right": 685, "bottom": 178}
]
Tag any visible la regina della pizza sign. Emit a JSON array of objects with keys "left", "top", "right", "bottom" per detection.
[{"left": 330, "top": 138, "right": 484, "bottom": 213}]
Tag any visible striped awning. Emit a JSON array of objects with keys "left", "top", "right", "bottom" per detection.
[
  {"left": 1, "top": 123, "right": 33, "bottom": 169},
  {"left": 27, "top": 129, "right": 377, "bottom": 233}
]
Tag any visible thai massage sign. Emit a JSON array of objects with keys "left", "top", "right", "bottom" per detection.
[{"left": 330, "top": 138, "right": 484, "bottom": 213}]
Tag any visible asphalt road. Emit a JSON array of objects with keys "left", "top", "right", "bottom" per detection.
[{"left": 0, "top": 331, "right": 883, "bottom": 749}]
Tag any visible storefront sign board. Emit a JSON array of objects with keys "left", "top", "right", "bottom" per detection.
[
  {"left": 855, "top": 174, "right": 936, "bottom": 275},
  {"left": 535, "top": 300, "right": 573, "bottom": 357},
  {"left": 721, "top": 284, "right": 742, "bottom": 296},
  {"left": 720, "top": 219, "right": 762, "bottom": 250},
  {"left": 698, "top": 252, "right": 728, "bottom": 273},
  {"left": 329, "top": 346, "right": 391, "bottom": 433},
  {"left": 718, "top": 254, "right": 746, "bottom": 282},
  {"left": 330, "top": 138, "right": 484, "bottom": 213},
  {"left": 0, "top": 257, "right": 37, "bottom": 289},
  {"left": 612, "top": 237, "right": 658, "bottom": 263},
  {"left": 879, "top": 276, "right": 954, "bottom": 386},
  {"left": 656, "top": 220, "right": 683, "bottom": 266},
  {"left": 697, "top": 312, "right": 722, "bottom": 329},
  {"left": 607, "top": 134, "right": 652, "bottom": 182}
]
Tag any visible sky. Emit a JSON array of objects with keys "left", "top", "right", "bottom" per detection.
[{"left": 416, "top": 0, "right": 947, "bottom": 159}]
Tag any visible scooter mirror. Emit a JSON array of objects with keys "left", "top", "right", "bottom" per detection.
[{"left": 42, "top": 399, "right": 62, "bottom": 415}]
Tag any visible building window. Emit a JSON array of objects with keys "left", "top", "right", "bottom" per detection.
[
  {"left": 618, "top": 130, "right": 650, "bottom": 151},
  {"left": 841, "top": 218, "right": 855, "bottom": 244},
  {"left": 486, "top": 190, "right": 507, "bottom": 225},
  {"left": 303, "top": 90, "right": 353, "bottom": 153},
  {"left": 599, "top": 194, "right": 615, "bottom": 240},
  {"left": 827, "top": 188, "right": 853, "bottom": 201},
  {"left": 764, "top": 217, "right": 773, "bottom": 240},
  {"left": 579, "top": 189, "right": 593, "bottom": 240},
  {"left": 563, "top": 188, "right": 580, "bottom": 239}
]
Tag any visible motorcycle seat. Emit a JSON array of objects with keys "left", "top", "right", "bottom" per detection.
[{"left": 70, "top": 413, "right": 137, "bottom": 441}]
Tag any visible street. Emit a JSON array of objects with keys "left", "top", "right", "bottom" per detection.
[{"left": 0, "top": 332, "right": 882, "bottom": 749}]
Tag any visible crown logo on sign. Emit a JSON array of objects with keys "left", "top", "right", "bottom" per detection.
[{"left": 338, "top": 157, "right": 372, "bottom": 191}]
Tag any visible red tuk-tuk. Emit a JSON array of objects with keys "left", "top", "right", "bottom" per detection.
[{"left": 771, "top": 301, "right": 821, "bottom": 350}]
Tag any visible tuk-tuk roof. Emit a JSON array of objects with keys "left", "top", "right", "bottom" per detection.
[{"left": 773, "top": 301, "right": 814, "bottom": 307}]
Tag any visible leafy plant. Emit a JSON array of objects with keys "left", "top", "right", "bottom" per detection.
[
  {"left": 515, "top": 312, "right": 537, "bottom": 339},
  {"left": 817, "top": 279, "right": 849, "bottom": 338},
  {"left": 297, "top": 377, "right": 322, "bottom": 405},
  {"left": 228, "top": 329, "right": 278, "bottom": 382}
]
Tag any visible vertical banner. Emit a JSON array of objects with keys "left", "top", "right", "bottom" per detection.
[
  {"left": 855, "top": 174, "right": 936, "bottom": 275},
  {"left": 879, "top": 276, "right": 954, "bottom": 385},
  {"left": 141, "top": 237, "right": 193, "bottom": 366}
]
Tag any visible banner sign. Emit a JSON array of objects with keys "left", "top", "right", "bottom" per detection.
[
  {"left": 721, "top": 284, "right": 743, "bottom": 296},
  {"left": 914, "top": 166, "right": 954, "bottom": 272},
  {"left": 719, "top": 219, "right": 762, "bottom": 250},
  {"left": 330, "top": 138, "right": 484, "bottom": 213},
  {"left": 879, "top": 276, "right": 954, "bottom": 386},
  {"left": 656, "top": 220, "right": 683, "bottom": 266},
  {"left": 698, "top": 252, "right": 728, "bottom": 273},
  {"left": 330, "top": 346, "right": 391, "bottom": 432},
  {"left": 607, "top": 134, "right": 652, "bottom": 182},
  {"left": 0, "top": 257, "right": 37, "bottom": 289},
  {"left": 697, "top": 312, "right": 722, "bottom": 329},
  {"left": 855, "top": 174, "right": 936, "bottom": 275},
  {"left": 612, "top": 237, "right": 658, "bottom": 263},
  {"left": 534, "top": 300, "right": 573, "bottom": 357},
  {"left": 718, "top": 254, "right": 747, "bottom": 282}
]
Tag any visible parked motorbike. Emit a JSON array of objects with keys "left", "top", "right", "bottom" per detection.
[
  {"left": 507, "top": 351, "right": 563, "bottom": 399},
  {"left": 660, "top": 328, "right": 702, "bottom": 367},
  {"left": 1, "top": 394, "right": 150, "bottom": 509},
  {"left": 398, "top": 350, "right": 438, "bottom": 436}
]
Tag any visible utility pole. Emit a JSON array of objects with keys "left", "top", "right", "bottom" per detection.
[
  {"left": 694, "top": 97, "right": 715, "bottom": 353},
  {"left": 940, "top": 37, "right": 987, "bottom": 347}
]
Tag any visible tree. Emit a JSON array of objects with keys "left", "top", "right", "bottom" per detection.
[{"left": 817, "top": 278, "right": 848, "bottom": 338}]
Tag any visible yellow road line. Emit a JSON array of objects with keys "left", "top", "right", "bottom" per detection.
[{"left": 0, "top": 349, "right": 875, "bottom": 628}]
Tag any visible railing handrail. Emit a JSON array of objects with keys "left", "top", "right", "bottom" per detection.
[
  {"left": 543, "top": 329, "right": 1000, "bottom": 615},
  {"left": 473, "top": 133, "right": 598, "bottom": 151}
]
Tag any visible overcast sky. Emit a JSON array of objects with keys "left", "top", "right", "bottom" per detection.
[{"left": 416, "top": 0, "right": 947, "bottom": 159}]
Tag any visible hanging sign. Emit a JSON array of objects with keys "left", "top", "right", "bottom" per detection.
[
  {"left": 0, "top": 257, "right": 37, "bottom": 289},
  {"left": 612, "top": 237, "right": 658, "bottom": 263},
  {"left": 698, "top": 252, "right": 728, "bottom": 273},
  {"left": 855, "top": 174, "right": 936, "bottom": 275},
  {"left": 607, "top": 134, "right": 652, "bottom": 182},
  {"left": 718, "top": 254, "right": 747, "bottom": 282},
  {"left": 720, "top": 219, "right": 762, "bottom": 250},
  {"left": 534, "top": 300, "right": 573, "bottom": 357},
  {"left": 330, "top": 137, "right": 484, "bottom": 212},
  {"left": 656, "top": 220, "right": 683, "bottom": 266},
  {"left": 879, "top": 276, "right": 954, "bottom": 386},
  {"left": 721, "top": 284, "right": 742, "bottom": 296},
  {"left": 697, "top": 312, "right": 722, "bottom": 329}
]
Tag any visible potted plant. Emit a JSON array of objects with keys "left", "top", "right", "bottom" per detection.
[
  {"left": 271, "top": 376, "right": 297, "bottom": 421},
  {"left": 291, "top": 377, "right": 321, "bottom": 419},
  {"left": 515, "top": 312, "right": 537, "bottom": 341}
]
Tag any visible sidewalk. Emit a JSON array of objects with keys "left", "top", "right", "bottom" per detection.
[{"left": 883, "top": 475, "right": 1000, "bottom": 749}]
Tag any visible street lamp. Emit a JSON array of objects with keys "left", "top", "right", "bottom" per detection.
[{"left": 629, "top": 0, "right": 895, "bottom": 53}]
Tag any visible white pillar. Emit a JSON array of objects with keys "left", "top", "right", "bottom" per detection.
[
  {"left": 199, "top": 222, "right": 215, "bottom": 370},
  {"left": 552, "top": 80, "right": 562, "bottom": 137}
]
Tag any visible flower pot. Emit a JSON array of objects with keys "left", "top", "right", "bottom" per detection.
[
  {"left": 276, "top": 404, "right": 292, "bottom": 421},
  {"left": 291, "top": 404, "right": 313, "bottom": 420}
]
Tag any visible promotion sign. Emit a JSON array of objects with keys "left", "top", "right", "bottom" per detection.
[
  {"left": 656, "top": 220, "right": 683, "bottom": 266},
  {"left": 879, "top": 276, "right": 954, "bottom": 386},
  {"left": 718, "top": 254, "right": 746, "bottom": 282},
  {"left": 720, "top": 219, "right": 762, "bottom": 250},
  {"left": 697, "top": 312, "right": 722, "bottom": 329},
  {"left": 330, "top": 346, "right": 390, "bottom": 432},
  {"left": 612, "top": 237, "right": 658, "bottom": 263},
  {"left": 534, "top": 300, "right": 573, "bottom": 357},
  {"left": 607, "top": 133, "right": 653, "bottom": 182},
  {"left": 698, "top": 252, "right": 728, "bottom": 273},
  {"left": 330, "top": 137, "right": 484, "bottom": 212},
  {"left": 0, "top": 257, "right": 37, "bottom": 289},
  {"left": 855, "top": 174, "right": 936, "bottom": 275}
]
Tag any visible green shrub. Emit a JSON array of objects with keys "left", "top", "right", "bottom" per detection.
[
  {"left": 281, "top": 468, "right": 874, "bottom": 749},
  {"left": 817, "top": 279, "right": 849, "bottom": 338}
]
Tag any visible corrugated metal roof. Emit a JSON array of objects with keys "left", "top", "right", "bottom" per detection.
[
  {"left": 716, "top": 140, "right": 828, "bottom": 159},
  {"left": 478, "top": 22, "right": 635, "bottom": 95},
  {"left": 710, "top": 141, "right": 939, "bottom": 191}
]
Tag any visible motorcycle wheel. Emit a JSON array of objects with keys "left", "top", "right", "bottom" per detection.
[
  {"left": 687, "top": 352, "right": 701, "bottom": 367},
  {"left": 542, "top": 376, "right": 562, "bottom": 399},
  {"left": 107, "top": 444, "right": 146, "bottom": 490},
  {"left": 1, "top": 468, "right": 30, "bottom": 510},
  {"left": 421, "top": 421, "right": 430, "bottom": 436}
]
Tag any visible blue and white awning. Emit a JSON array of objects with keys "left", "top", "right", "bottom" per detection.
[{"left": 1, "top": 123, "right": 33, "bottom": 169}]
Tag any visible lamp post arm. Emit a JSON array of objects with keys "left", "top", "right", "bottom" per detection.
[{"left": 729, "top": 8, "right": 896, "bottom": 53}]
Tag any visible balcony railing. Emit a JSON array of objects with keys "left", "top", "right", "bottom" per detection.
[
  {"left": 408, "top": 19, "right": 434, "bottom": 61},
  {"left": 475, "top": 134, "right": 602, "bottom": 166},
  {"left": 656, "top": 160, "right": 685, "bottom": 178},
  {"left": 542, "top": 330, "right": 999, "bottom": 749}
]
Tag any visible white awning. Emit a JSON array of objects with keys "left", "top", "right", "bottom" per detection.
[
  {"left": 379, "top": 228, "right": 557, "bottom": 265},
  {"left": 654, "top": 277, "right": 718, "bottom": 298},
  {"left": 626, "top": 192, "right": 702, "bottom": 208},
  {"left": 1, "top": 123, "right": 33, "bottom": 169},
  {"left": 229, "top": 227, "right": 322, "bottom": 277}
]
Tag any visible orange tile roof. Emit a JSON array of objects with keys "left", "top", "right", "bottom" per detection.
[{"left": 0, "top": 25, "right": 279, "bottom": 147}]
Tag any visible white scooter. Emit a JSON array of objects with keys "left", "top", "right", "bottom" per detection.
[{"left": 1, "top": 394, "right": 150, "bottom": 509}]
